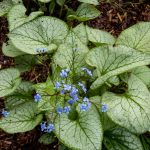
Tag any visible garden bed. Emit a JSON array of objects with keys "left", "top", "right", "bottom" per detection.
[{"left": 0, "top": 0, "right": 150, "bottom": 149}]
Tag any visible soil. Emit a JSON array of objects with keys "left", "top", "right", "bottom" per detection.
[{"left": 0, "top": 0, "right": 150, "bottom": 149}]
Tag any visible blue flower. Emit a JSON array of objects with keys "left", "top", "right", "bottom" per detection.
[
  {"left": 46, "top": 123, "right": 55, "bottom": 133},
  {"left": 1, "top": 110, "right": 9, "bottom": 117},
  {"left": 101, "top": 104, "right": 108, "bottom": 112},
  {"left": 64, "top": 84, "right": 72, "bottom": 91},
  {"left": 40, "top": 122, "right": 47, "bottom": 132},
  {"left": 68, "top": 99, "right": 76, "bottom": 105},
  {"left": 81, "top": 67, "right": 93, "bottom": 77},
  {"left": 34, "top": 93, "right": 41, "bottom": 102},
  {"left": 63, "top": 106, "right": 71, "bottom": 114},
  {"left": 79, "top": 103, "right": 88, "bottom": 112},
  {"left": 78, "top": 82, "right": 87, "bottom": 93},
  {"left": 56, "top": 107, "right": 63, "bottom": 114},
  {"left": 72, "top": 94, "right": 79, "bottom": 101},
  {"left": 60, "top": 89, "right": 65, "bottom": 95},
  {"left": 79, "top": 101, "right": 91, "bottom": 112},
  {"left": 70, "top": 87, "right": 78, "bottom": 97},
  {"left": 60, "top": 69, "right": 70, "bottom": 78},
  {"left": 83, "top": 97, "right": 89, "bottom": 102},
  {"left": 55, "top": 81, "right": 61, "bottom": 89}
]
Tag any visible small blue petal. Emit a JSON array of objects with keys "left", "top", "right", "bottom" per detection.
[
  {"left": 34, "top": 93, "right": 41, "bottom": 102},
  {"left": 72, "top": 94, "right": 79, "bottom": 101},
  {"left": 55, "top": 81, "right": 61, "bottom": 89},
  {"left": 64, "top": 84, "right": 72, "bottom": 91},
  {"left": 101, "top": 104, "right": 108, "bottom": 112},
  {"left": 68, "top": 99, "right": 76, "bottom": 105},
  {"left": 60, "top": 89, "right": 65, "bottom": 95},
  {"left": 70, "top": 87, "right": 78, "bottom": 97},
  {"left": 46, "top": 123, "right": 55, "bottom": 133},
  {"left": 40, "top": 122, "right": 47, "bottom": 132},
  {"left": 79, "top": 101, "right": 91, "bottom": 112},
  {"left": 78, "top": 82, "right": 87, "bottom": 93},
  {"left": 60, "top": 69, "right": 70, "bottom": 78},
  {"left": 81, "top": 67, "right": 93, "bottom": 77},
  {"left": 87, "top": 101, "right": 91, "bottom": 109},
  {"left": 63, "top": 106, "right": 71, "bottom": 114},
  {"left": 56, "top": 107, "right": 63, "bottom": 114},
  {"left": 1, "top": 110, "right": 9, "bottom": 117},
  {"left": 83, "top": 97, "right": 89, "bottom": 102},
  {"left": 79, "top": 103, "right": 88, "bottom": 112}
]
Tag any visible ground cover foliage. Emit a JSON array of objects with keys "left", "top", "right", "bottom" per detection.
[{"left": 0, "top": 0, "right": 150, "bottom": 149}]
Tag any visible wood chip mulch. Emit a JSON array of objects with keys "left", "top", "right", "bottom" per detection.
[{"left": 0, "top": 1, "right": 150, "bottom": 149}]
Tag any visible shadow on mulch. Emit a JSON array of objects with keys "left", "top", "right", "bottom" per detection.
[{"left": 0, "top": 0, "right": 150, "bottom": 149}]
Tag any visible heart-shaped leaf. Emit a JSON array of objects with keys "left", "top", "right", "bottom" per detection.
[
  {"left": 102, "top": 74, "right": 150, "bottom": 134},
  {"left": 39, "top": 133, "right": 55, "bottom": 145},
  {"left": 68, "top": 3, "right": 100, "bottom": 21},
  {"left": 0, "top": 68, "right": 21, "bottom": 97},
  {"left": 0, "top": 0, "right": 23, "bottom": 16},
  {"left": 104, "top": 127, "right": 143, "bottom": 150},
  {"left": 86, "top": 25, "right": 115, "bottom": 45},
  {"left": 15, "top": 54, "right": 37, "bottom": 72},
  {"left": 54, "top": 24, "right": 89, "bottom": 70},
  {"left": 116, "top": 22, "right": 150, "bottom": 53},
  {"left": 132, "top": 66, "right": 150, "bottom": 88},
  {"left": 5, "top": 81, "right": 33, "bottom": 110},
  {"left": 53, "top": 43, "right": 88, "bottom": 70},
  {"left": 9, "top": 16, "right": 69, "bottom": 54},
  {"left": 8, "top": 5, "right": 43, "bottom": 31},
  {"left": 0, "top": 0, "right": 13, "bottom": 16},
  {"left": 78, "top": 0, "right": 99, "bottom": 5},
  {"left": 0, "top": 102, "right": 43, "bottom": 133},
  {"left": 86, "top": 45, "right": 150, "bottom": 89},
  {"left": 2, "top": 40, "right": 25, "bottom": 57},
  {"left": 54, "top": 104, "right": 103, "bottom": 150}
]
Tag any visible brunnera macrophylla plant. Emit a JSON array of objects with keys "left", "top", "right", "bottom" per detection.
[{"left": 0, "top": 1, "right": 150, "bottom": 150}]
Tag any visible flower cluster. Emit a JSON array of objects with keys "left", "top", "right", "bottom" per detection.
[
  {"left": 36, "top": 47, "right": 48, "bottom": 53},
  {"left": 55, "top": 68, "right": 93, "bottom": 114},
  {"left": 40, "top": 122, "right": 54, "bottom": 133},
  {"left": 34, "top": 67, "right": 108, "bottom": 133},
  {"left": 1, "top": 110, "right": 9, "bottom": 117}
]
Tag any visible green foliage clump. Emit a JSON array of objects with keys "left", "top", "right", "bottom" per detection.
[{"left": 0, "top": 0, "right": 150, "bottom": 150}]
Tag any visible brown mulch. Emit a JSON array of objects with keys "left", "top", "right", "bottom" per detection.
[
  {"left": 0, "top": 18, "right": 14, "bottom": 69},
  {"left": 88, "top": 1, "right": 150, "bottom": 36},
  {"left": 0, "top": 1, "right": 150, "bottom": 149}
]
